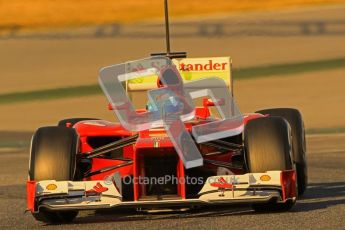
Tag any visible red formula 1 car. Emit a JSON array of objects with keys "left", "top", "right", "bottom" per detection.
[{"left": 26, "top": 2, "right": 307, "bottom": 225}]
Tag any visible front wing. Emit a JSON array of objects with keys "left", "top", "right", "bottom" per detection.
[{"left": 27, "top": 170, "right": 296, "bottom": 212}]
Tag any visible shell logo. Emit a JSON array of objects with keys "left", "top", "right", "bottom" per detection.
[
  {"left": 260, "top": 175, "right": 271, "bottom": 182},
  {"left": 46, "top": 184, "right": 57, "bottom": 191}
]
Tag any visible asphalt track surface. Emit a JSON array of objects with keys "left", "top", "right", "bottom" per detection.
[{"left": 0, "top": 134, "right": 344, "bottom": 229}]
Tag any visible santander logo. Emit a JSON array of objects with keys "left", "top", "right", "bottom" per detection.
[{"left": 179, "top": 59, "right": 228, "bottom": 71}]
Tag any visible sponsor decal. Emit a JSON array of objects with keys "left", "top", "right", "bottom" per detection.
[
  {"left": 46, "top": 184, "right": 57, "bottom": 191},
  {"left": 210, "top": 177, "right": 236, "bottom": 197},
  {"left": 210, "top": 177, "right": 234, "bottom": 189},
  {"left": 260, "top": 175, "right": 271, "bottom": 182},
  {"left": 179, "top": 60, "right": 228, "bottom": 71},
  {"left": 86, "top": 182, "right": 108, "bottom": 196}
]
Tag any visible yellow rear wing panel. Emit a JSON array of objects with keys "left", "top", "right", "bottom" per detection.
[{"left": 127, "top": 57, "right": 232, "bottom": 91}]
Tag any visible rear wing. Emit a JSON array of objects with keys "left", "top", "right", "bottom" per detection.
[{"left": 126, "top": 56, "right": 233, "bottom": 95}]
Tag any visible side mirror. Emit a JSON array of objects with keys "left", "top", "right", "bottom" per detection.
[{"left": 108, "top": 103, "right": 114, "bottom": 110}]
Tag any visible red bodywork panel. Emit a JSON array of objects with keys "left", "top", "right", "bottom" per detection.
[
  {"left": 72, "top": 108, "right": 264, "bottom": 201},
  {"left": 27, "top": 181, "right": 36, "bottom": 212},
  {"left": 281, "top": 170, "right": 297, "bottom": 201}
]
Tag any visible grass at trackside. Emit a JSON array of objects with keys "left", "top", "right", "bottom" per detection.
[
  {"left": 0, "top": 85, "right": 101, "bottom": 105},
  {"left": 0, "top": 56, "right": 344, "bottom": 105},
  {"left": 0, "top": 141, "right": 30, "bottom": 149},
  {"left": 233, "top": 57, "right": 345, "bottom": 80},
  {"left": 306, "top": 127, "right": 345, "bottom": 135}
]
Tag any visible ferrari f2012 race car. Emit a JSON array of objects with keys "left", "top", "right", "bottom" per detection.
[{"left": 26, "top": 1, "right": 307, "bottom": 225}]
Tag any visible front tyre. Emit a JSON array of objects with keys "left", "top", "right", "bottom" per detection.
[
  {"left": 29, "top": 126, "right": 79, "bottom": 224},
  {"left": 256, "top": 108, "right": 307, "bottom": 196},
  {"left": 244, "top": 117, "right": 295, "bottom": 212}
]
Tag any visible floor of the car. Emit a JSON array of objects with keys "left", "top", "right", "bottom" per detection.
[{"left": 138, "top": 195, "right": 182, "bottom": 201}]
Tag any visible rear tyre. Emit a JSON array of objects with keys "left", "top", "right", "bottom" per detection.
[
  {"left": 58, "top": 118, "right": 98, "bottom": 127},
  {"left": 29, "top": 126, "right": 79, "bottom": 224},
  {"left": 244, "top": 117, "right": 295, "bottom": 212},
  {"left": 256, "top": 108, "right": 307, "bottom": 196}
]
